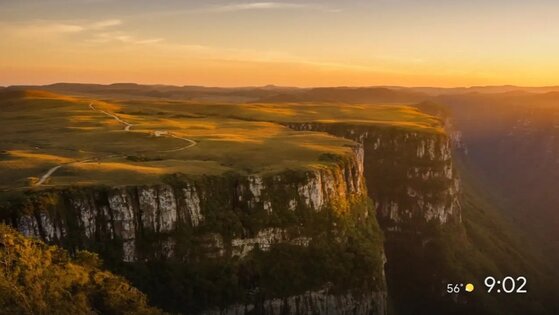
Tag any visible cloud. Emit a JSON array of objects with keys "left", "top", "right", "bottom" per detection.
[
  {"left": 134, "top": 38, "right": 164, "bottom": 45},
  {"left": 113, "top": 2, "right": 341, "bottom": 19},
  {"left": 89, "top": 19, "right": 122, "bottom": 30},
  {"left": 0, "top": 21, "right": 170, "bottom": 56},
  {"left": 44, "top": 23, "right": 85, "bottom": 33},
  {"left": 211, "top": 2, "right": 312, "bottom": 12},
  {"left": 3, "top": 18, "right": 121, "bottom": 37},
  {"left": 90, "top": 32, "right": 163, "bottom": 45},
  {"left": 2, "top": 18, "right": 161, "bottom": 45}
]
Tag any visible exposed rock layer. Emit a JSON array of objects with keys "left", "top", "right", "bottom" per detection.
[
  {"left": 287, "top": 122, "right": 463, "bottom": 315},
  {"left": 287, "top": 123, "right": 461, "bottom": 230}
]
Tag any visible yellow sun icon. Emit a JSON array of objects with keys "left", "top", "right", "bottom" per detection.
[{"left": 465, "top": 283, "right": 475, "bottom": 292}]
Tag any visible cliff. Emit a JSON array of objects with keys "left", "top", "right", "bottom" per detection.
[
  {"left": 286, "top": 122, "right": 464, "bottom": 314},
  {"left": 286, "top": 123, "right": 462, "bottom": 230},
  {"left": 1, "top": 145, "right": 387, "bottom": 315}
]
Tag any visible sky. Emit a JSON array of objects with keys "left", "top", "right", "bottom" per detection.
[{"left": 1, "top": 0, "right": 559, "bottom": 87}]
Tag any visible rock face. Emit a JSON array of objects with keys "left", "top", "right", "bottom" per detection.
[
  {"left": 3, "top": 144, "right": 387, "bottom": 315},
  {"left": 287, "top": 122, "right": 463, "bottom": 315},
  {"left": 287, "top": 123, "right": 462, "bottom": 230},
  {"left": 202, "top": 290, "right": 387, "bottom": 315}
]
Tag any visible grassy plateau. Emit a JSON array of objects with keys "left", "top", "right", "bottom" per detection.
[{"left": 0, "top": 89, "right": 441, "bottom": 190}]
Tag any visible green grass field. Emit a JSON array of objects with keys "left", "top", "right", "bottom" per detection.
[
  {"left": 116, "top": 99, "right": 444, "bottom": 133},
  {"left": 0, "top": 90, "right": 442, "bottom": 190}
]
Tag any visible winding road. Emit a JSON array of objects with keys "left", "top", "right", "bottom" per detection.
[
  {"left": 34, "top": 102, "right": 197, "bottom": 187},
  {"left": 36, "top": 165, "right": 62, "bottom": 186},
  {"left": 89, "top": 103, "right": 134, "bottom": 131},
  {"left": 160, "top": 134, "right": 197, "bottom": 152},
  {"left": 35, "top": 158, "right": 96, "bottom": 186}
]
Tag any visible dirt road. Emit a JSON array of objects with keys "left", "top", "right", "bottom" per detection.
[{"left": 34, "top": 102, "right": 197, "bottom": 186}]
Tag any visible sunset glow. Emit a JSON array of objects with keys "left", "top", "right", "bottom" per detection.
[{"left": 2, "top": 0, "right": 559, "bottom": 87}]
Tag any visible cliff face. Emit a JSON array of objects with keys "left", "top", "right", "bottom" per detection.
[
  {"left": 287, "top": 123, "right": 462, "bottom": 230},
  {"left": 2, "top": 145, "right": 387, "bottom": 315},
  {"left": 12, "top": 147, "right": 366, "bottom": 262},
  {"left": 202, "top": 290, "right": 387, "bottom": 315},
  {"left": 287, "top": 122, "right": 463, "bottom": 315}
]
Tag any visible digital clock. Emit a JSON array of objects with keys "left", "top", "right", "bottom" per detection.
[{"left": 484, "top": 276, "right": 527, "bottom": 294}]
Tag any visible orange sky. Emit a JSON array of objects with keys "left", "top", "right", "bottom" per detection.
[{"left": 2, "top": 1, "right": 559, "bottom": 87}]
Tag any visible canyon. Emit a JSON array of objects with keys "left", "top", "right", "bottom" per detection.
[{"left": 1, "top": 85, "right": 556, "bottom": 314}]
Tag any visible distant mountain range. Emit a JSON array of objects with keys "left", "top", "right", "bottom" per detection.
[{"left": 6, "top": 83, "right": 559, "bottom": 102}]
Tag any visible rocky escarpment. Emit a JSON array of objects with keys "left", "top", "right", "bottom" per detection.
[
  {"left": 1, "top": 145, "right": 387, "bottom": 315},
  {"left": 203, "top": 289, "right": 387, "bottom": 315},
  {"left": 287, "top": 123, "right": 462, "bottom": 230},
  {"left": 287, "top": 122, "right": 464, "bottom": 315}
]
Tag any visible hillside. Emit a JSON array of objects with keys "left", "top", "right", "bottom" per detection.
[
  {"left": 7, "top": 84, "right": 428, "bottom": 104},
  {"left": 9, "top": 83, "right": 559, "bottom": 103},
  {"left": 0, "top": 223, "right": 162, "bottom": 315},
  {"left": 255, "top": 87, "right": 428, "bottom": 104},
  {"left": 0, "top": 90, "right": 366, "bottom": 189},
  {"left": 12, "top": 83, "right": 298, "bottom": 103},
  {"left": 0, "top": 89, "right": 443, "bottom": 190}
]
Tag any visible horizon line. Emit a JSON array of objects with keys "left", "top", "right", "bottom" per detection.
[{"left": 3, "top": 81, "right": 559, "bottom": 90}]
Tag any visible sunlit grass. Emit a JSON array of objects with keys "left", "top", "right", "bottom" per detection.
[
  {"left": 0, "top": 90, "right": 443, "bottom": 189},
  {"left": 73, "top": 161, "right": 165, "bottom": 174},
  {"left": 7, "top": 150, "right": 74, "bottom": 164}
]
